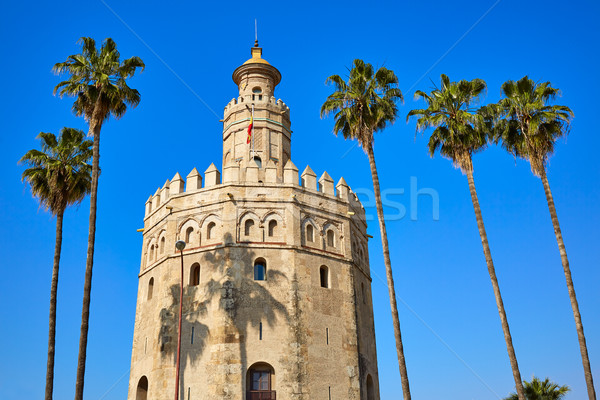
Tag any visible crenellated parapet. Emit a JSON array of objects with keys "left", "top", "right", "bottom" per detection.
[
  {"left": 143, "top": 159, "right": 365, "bottom": 223},
  {"left": 224, "top": 95, "right": 290, "bottom": 117}
]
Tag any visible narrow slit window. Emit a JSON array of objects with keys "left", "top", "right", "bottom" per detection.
[
  {"left": 147, "top": 277, "right": 154, "bottom": 301},
  {"left": 326, "top": 327, "right": 329, "bottom": 345},
  {"left": 190, "top": 264, "right": 200, "bottom": 286},
  {"left": 327, "top": 229, "right": 335, "bottom": 247},
  {"left": 207, "top": 222, "right": 216, "bottom": 240},
  {"left": 320, "top": 266, "right": 329, "bottom": 288},
  {"left": 185, "top": 227, "right": 194, "bottom": 243},
  {"left": 160, "top": 236, "right": 165, "bottom": 254},
  {"left": 191, "top": 326, "right": 194, "bottom": 344},
  {"left": 245, "top": 219, "right": 254, "bottom": 236},
  {"left": 259, "top": 322, "right": 263, "bottom": 340},
  {"left": 268, "top": 220, "right": 277, "bottom": 237},
  {"left": 306, "top": 224, "right": 314, "bottom": 242}
]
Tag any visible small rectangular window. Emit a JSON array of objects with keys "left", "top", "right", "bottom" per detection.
[{"left": 254, "top": 262, "right": 266, "bottom": 281}]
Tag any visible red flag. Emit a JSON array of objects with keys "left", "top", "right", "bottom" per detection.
[{"left": 247, "top": 115, "right": 253, "bottom": 144}]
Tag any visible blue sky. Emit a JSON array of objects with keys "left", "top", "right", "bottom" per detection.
[{"left": 1, "top": 0, "right": 598, "bottom": 399}]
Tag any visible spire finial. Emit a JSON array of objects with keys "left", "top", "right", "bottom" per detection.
[{"left": 254, "top": 19, "right": 259, "bottom": 47}]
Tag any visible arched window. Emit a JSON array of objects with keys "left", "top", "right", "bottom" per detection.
[
  {"left": 247, "top": 363, "right": 275, "bottom": 399},
  {"left": 150, "top": 245, "right": 155, "bottom": 261},
  {"left": 185, "top": 227, "right": 194, "bottom": 243},
  {"left": 268, "top": 220, "right": 277, "bottom": 237},
  {"left": 190, "top": 263, "right": 200, "bottom": 286},
  {"left": 136, "top": 376, "right": 148, "bottom": 400},
  {"left": 306, "top": 224, "right": 314, "bottom": 242},
  {"left": 320, "top": 266, "right": 329, "bottom": 288},
  {"left": 326, "top": 229, "right": 335, "bottom": 247},
  {"left": 207, "top": 222, "right": 216, "bottom": 240},
  {"left": 147, "top": 278, "right": 154, "bottom": 301},
  {"left": 244, "top": 219, "right": 255, "bottom": 236},
  {"left": 366, "top": 374, "right": 374, "bottom": 400},
  {"left": 159, "top": 236, "right": 165, "bottom": 254},
  {"left": 254, "top": 258, "right": 266, "bottom": 281}
]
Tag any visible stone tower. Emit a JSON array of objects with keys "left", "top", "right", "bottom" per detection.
[{"left": 127, "top": 42, "right": 380, "bottom": 400}]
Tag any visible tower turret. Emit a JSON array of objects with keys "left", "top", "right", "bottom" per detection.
[
  {"left": 222, "top": 42, "right": 291, "bottom": 182},
  {"left": 128, "top": 41, "right": 380, "bottom": 400}
]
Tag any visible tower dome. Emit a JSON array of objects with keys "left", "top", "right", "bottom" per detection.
[{"left": 232, "top": 42, "right": 281, "bottom": 98}]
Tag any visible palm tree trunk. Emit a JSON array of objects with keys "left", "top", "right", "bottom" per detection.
[
  {"left": 540, "top": 169, "right": 596, "bottom": 400},
  {"left": 466, "top": 168, "right": 526, "bottom": 400},
  {"left": 45, "top": 208, "right": 64, "bottom": 400},
  {"left": 366, "top": 143, "right": 411, "bottom": 400},
  {"left": 74, "top": 110, "right": 102, "bottom": 400}
]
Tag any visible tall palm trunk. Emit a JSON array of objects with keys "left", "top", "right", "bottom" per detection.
[
  {"left": 539, "top": 169, "right": 596, "bottom": 400},
  {"left": 466, "top": 167, "right": 525, "bottom": 400},
  {"left": 74, "top": 101, "right": 103, "bottom": 400},
  {"left": 366, "top": 143, "right": 411, "bottom": 400},
  {"left": 45, "top": 208, "right": 64, "bottom": 400}
]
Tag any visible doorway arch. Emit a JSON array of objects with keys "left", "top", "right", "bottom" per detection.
[{"left": 136, "top": 376, "right": 148, "bottom": 400}]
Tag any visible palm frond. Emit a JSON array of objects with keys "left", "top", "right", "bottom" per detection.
[
  {"left": 321, "top": 59, "right": 403, "bottom": 149},
  {"left": 495, "top": 76, "right": 573, "bottom": 176},
  {"left": 53, "top": 37, "right": 144, "bottom": 125},
  {"left": 19, "top": 128, "right": 92, "bottom": 215},
  {"left": 408, "top": 74, "right": 488, "bottom": 174}
]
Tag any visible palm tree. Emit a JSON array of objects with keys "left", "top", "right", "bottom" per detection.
[
  {"left": 320, "top": 59, "right": 411, "bottom": 399},
  {"left": 53, "top": 37, "right": 144, "bottom": 400},
  {"left": 19, "top": 128, "right": 92, "bottom": 400},
  {"left": 504, "top": 376, "right": 570, "bottom": 400},
  {"left": 494, "top": 76, "right": 595, "bottom": 400},
  {"left": 407, "top": 74, "right": 526, "bottom": 400}
]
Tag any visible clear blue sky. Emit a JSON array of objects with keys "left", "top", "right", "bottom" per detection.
[{"left": 1, "top": 1, "right": 598, "bottom": 399}]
